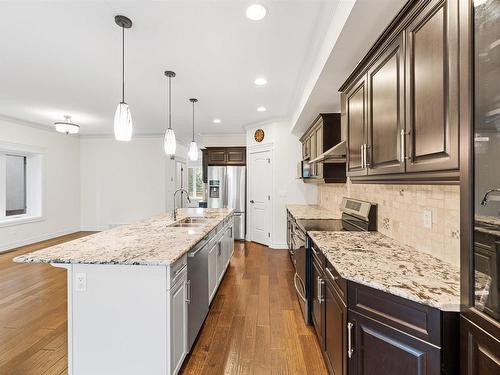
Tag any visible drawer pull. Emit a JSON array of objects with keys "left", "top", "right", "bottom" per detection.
[
  {"left": 325, "top": 267, "right": 338, "bottom": 282},
  {"left": 312, "top": 247, "right": 320, "bottom": 257},
  {"left": 186, "top": 280, "right": 191, "bottom": 304},
  {"left": 173, "top": 264, "right": 187, "bottom": 277}
]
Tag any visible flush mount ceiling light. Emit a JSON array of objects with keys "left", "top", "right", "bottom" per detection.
[
  {"left": 213, "top": 119, "right": 221, "bottom": 124},
  {"left": 246, "top": 4, "right": 267, "bottom": 21},
  {"left": 54, "top": 115, "right": 80, "bottom": 135},
  {"left": 254, "top": 77, "right": 267, "bottom": 86},
  {"left": 164, "top": 71, "right": 177, "bottom": 155},
  {"left": 113, "top": 15, "right": 133, "bottom": 142},
  {"left": 257, "top": 106, "right": 267, "bottom": 112},
  {"left": 188, "top": 98, "right": 199, "bottom": 161}
]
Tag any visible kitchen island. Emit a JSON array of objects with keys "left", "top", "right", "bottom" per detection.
[{"left": 14, "top": 208, "right": 235, "bottom": 375}]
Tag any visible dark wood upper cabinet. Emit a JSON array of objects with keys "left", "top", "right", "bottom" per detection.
[
  {"left": 345, "top": 78, "right": 367, "bottom": 177},
  {"left": 300, "top": 113, "right": 346, "bottom": 183},
  {"left": 226, "top": 148, "right": 246, "bottom": 165},
  {"left": 340, "top": 0, "right": 461, "bottom": 184},
  {"left": 206, "top": 148, "right": 227, "bottom": 165},
  {"left": 405, "top": 0, "right": 459, "bottom": 173},
  {"left": 367, "top": 32, "right": 405, "bottom": 175}
]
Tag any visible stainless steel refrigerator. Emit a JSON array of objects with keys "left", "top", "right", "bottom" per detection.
[{"left": 207, "top": 166, "right": 245, "bottom": 240}]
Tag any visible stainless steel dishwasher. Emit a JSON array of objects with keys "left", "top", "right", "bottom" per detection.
[{"left": 187, "top": 236, "right": 210, "bottom": 350}]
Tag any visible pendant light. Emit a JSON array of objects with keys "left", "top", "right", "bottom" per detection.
[
  {"left": 114, "top": 15, "right": 133, "bottom": 141},
  {"left": 188, "top": 98, "right": 199, "bottom": 161},
  {"left": 164, "top": 71, "right": 177, "bottom": 155},
  {"left": 54, "top": 115, "right": 79, "bottom": 135}
]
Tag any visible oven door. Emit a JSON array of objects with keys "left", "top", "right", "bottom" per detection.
[{"left": 291, "top": 230, "right": 309, "bottom": 323}]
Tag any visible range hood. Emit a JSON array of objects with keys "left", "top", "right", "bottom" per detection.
[{"left": 309, "top": 140, "right": 346, "bottom": 163}]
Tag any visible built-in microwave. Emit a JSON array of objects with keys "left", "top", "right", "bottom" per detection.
[{"left": 296, "top": 160, "right": 311, "bottom": 179}]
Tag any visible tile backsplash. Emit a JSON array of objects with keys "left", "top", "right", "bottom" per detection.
[{"left": 318, "top": 182, "right": 460, "bottom": 267}]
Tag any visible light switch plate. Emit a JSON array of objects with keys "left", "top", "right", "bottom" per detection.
[
  {"left": 423, "top": 209, "right": 432, "bottom": 229},
  {"left": 75, "top": 272, "right": 87, "bottom": 292}
]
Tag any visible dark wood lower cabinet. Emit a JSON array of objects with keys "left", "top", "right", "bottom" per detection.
[
  {"left": 311, "top": 258, "right": 325, "bottom": 348},
  {"left": 348, "top": 311, "right": 440, "bottom": 375},
  {"left": 460, "top": 315, "right": 500, "bottom": 375},
  {"left": 325, "top": 278, "right": 347, "bottom": 375}
]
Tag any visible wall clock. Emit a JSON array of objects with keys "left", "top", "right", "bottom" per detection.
[{"left": 254, "top": 128, "right": 265, "bottom": 143}]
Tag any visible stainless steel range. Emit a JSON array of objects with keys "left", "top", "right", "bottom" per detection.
[{"left": 289, "top": 197, "right": 377, "bottom": 324}]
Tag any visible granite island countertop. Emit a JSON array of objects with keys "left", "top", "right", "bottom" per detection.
[
  {"left": 13, "top": 208, "right": 234, "bottom": 266},
  {"left": 286, "top": 204, "right": 340, "bottom": 220},
  {"left": 308, "top": 231, "right": 460, "bottom": 311}
]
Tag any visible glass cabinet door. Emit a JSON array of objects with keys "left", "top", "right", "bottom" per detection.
[{"left": 473, "top": 0, "right": 500, "bottom": 322}]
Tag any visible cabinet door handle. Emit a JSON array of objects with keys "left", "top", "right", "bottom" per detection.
[
  {"left": 312, "top": 246, "right": 320, "bottom": 257},
  {"left": 364, "top": 144, "right": 370, "bottom": 168},
  {"left": 347, "top": 322, "right": 354, "bottom": 358},
  {"left": 186, "top": 280, "right": 191, "bottom": 304},
  {"left": 317, "top": 276, "right": 324, "bottom": 304}
]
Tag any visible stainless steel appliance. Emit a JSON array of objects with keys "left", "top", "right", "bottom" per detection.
[
  {"left": 291, "top": 197, "right": 377, "bottom": 324},
  {"left": 208, "top": 166, "right": 246, "bottom": 239},
  {"left": 187, "top": 237, "right": 209, "bottom": 350}
]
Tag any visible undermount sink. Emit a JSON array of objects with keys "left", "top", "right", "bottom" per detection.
[{"left": 169, "top": 217, "right": 210, "bottom": 228}]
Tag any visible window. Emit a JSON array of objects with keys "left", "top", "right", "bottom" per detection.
[
  {"left": 188, "top": 166, "right": 204, "bottom": 199},
  {"left": 5, "top": 155, "right": 27, "bottom": 216},
  {"left": 0, "top": 145, "right": 43, "bottom": 226}
]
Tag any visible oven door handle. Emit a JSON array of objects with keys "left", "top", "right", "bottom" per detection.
[{"left": 293, "top": 272, "right": 307, "bottom": 303}]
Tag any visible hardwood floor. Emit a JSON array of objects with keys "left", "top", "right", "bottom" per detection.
[
  {"left": 180, "top": 241, "right": 328, "bottom": 375},
  {"left": 0, "top": 232, "right": 95, "bottom": 375},
  {"left": 0, "top": 235, "right": 327, "bottom": 375}
]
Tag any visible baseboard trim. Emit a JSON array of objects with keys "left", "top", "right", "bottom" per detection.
[
  {"left": 0, "top": 227, "right": 80, "bottom": 253},
  {"left": 270, "top": 242, "right": 287, "bottom": 249}
]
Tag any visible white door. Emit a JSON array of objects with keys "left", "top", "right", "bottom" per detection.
[{"left": 248, "top": 150, "right": 272, "bottom": 246}]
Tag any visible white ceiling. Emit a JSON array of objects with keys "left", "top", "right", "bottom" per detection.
[{"left": 0, "top": 0, "right": 339, "bottom": 141}]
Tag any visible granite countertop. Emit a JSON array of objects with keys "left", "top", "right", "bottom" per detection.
[
  {"left": 308, "top": 231, "right": 461, "bottom": 311},
  {"left": 13, "top": 208, "right": 234, "bottom": 266},
  {"left": 286, "top": 204, "right": 340, "bottom": 220},
  {"left": 475, "top": 214, "right": 500, "bottom": 237}
]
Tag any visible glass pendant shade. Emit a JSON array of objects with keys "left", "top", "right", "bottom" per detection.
[
  {"left": 188, "top": 141, "right": 199, "bottom": 161},
  {"left": 55, "top": 123, "right": 79, "bottom": 134},
  {"left": 164, "top": 128, "right": 176, "bottom": 155},
  {"left": 114, "top": 102, "right": 133, "bottom": 141}
]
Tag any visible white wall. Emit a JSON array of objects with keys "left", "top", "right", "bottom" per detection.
[
  {"left": 80, "top": 136, "right": 188, "bottom": 231},
  {"left": 0, "top": 118, "right": 80, "bottom": 251},
  {"left": 246, "top": 122, "right": 317, "bottom": 248},
  {"left": 201, "top": 133, "right": 246, "bottom": 148}
]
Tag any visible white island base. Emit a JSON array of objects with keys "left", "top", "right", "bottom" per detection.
[{"left": 54, "top": 257, "right": 189, "bottom": 375}]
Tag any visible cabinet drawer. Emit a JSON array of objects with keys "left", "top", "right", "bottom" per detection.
[
  {"left": 348, "top": 282, "right": 441, "bottom": 345},
  {"left": 168, "top": 255, "right": 187, "bottom": 289},
  {"left": 325, "top": 261, "right": 346, "bottom": 302}
]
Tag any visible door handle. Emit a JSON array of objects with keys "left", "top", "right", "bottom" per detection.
[
  {"left": 360, "top": 145, "right": 365, "bottom": 169},
  {"left": 317, "top": 276, "right": 324, "bottom": 304},
  {"left": 347, "top": 322, "right": 354, "bottom": 358},
  {"left": 250, "top": 200, "right": 255, "bottom": 203}
]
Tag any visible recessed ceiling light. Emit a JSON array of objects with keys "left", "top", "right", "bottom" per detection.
[
  {"left": 254, "top": 77, "right": 267, "bottom": 86},
  {"left": 246, "top": 4, "right": 267, "bottom": 21},
  {"left": 213, "top": 119, "right": 221, "bottom": 124},
  {"left": 257, "top": 106, "right": 266, "bottom": 112}
]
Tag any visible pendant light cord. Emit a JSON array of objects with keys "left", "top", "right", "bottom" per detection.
[
  {"left": 122, "top": 26, "right": 125, "bottom": 103},
  {"left": 192, "top": 100, "right": 195, "bottom": 141},
  {"left": 168, "top": 76, "right": 172, "bottom": 130}
]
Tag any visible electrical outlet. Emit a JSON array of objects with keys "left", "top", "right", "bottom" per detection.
[
  {"left": 75, "top": 273, "right": 87, "bottom": 292},
  {"left": 423, "top": 209, "right": 432, "bottom": 229}
]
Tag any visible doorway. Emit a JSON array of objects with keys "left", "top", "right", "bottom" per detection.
[{"left": 248, "top": 148, "right": 272, "bottom": 246}]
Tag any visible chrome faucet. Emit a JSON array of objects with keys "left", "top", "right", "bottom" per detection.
[
  {"left": 480, "top": 189, "right": 500, "bottom": 206},
  {"left": 173, "top": 188, "right": 191, "bottom": 221}
]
